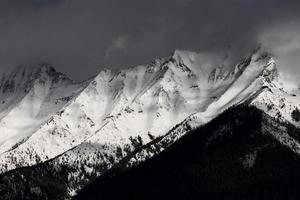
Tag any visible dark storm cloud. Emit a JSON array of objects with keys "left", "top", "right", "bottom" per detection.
[{"left": 0, "top": 0, "right": 299, "bottom": 84}]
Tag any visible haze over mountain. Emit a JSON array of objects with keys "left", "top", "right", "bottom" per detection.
[{"left": 0, "top": 0, "right": 299, "bottom": 85}]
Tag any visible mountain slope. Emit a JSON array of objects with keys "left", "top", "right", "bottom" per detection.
[
  {"left": 0, "top": 64, "right": 85, "bottom": 154},
  {"left": 28, "top": 49, "right": 284, "bottom": 197},
  {"left": 0, "top": 49, "right": 257, "bottom": 174},
  {"left": 74, "top": 105, "right": 300, "bottom": 200}
]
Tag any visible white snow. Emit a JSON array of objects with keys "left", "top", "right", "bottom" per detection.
[{"left": 0, "top": 64, "right": 85, "bottom": 154}]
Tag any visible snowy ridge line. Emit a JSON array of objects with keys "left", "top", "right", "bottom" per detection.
[
  {"left": 126, "top": 81, "right": 296, "bottom": 168},
  {"left": 130, "top": 66, "right": 168, "bottom": 105},
  {"left": 59, "top": 49, "right": 280, "bottom": 195},
  {"left": 0, "top": 48, "right": 299, "bottom": 200},
  {"left": 0, "top": 65, "right": 86, "bottom": 154},
  {"left": 0, "top": 49, "right": 270, "bottom": 167},
  {"left": 0, "top": 79, "right": 89, "bottom": 155},
  {"left": 200, "top": 60, "right": 252, "bottom": 112},
  {"left": 0, "top": 119, "right": 108, "bottom": 179}
]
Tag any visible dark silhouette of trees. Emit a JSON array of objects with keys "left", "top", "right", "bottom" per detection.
[{"left": 292, "top": 107, "right": 300, "bottom": 122}]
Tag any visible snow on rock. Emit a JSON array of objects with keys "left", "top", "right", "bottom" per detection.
[
  {"left": 12, "top": 49, "right": 289, "bottom": 197},
  {"left": 127, "top": 50, "right": 282, "bottom": 167},
  {"left": 0, "top": 64, "right": 85, "bottom": 154},
  {"left": 251, "top": 77, "right": 300, "bottom": 127}
]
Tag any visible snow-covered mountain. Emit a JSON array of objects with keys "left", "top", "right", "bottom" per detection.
[
  {"left": 0, "top": 49, "right": 299, "bottom": 199},
  {"left": 0, "top": 64, "right": 86, "bottom": 154}
]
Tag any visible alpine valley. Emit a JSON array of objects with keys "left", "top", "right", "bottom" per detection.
[{"left": 0, "top": 48, "right": 299, "bottom": 200}]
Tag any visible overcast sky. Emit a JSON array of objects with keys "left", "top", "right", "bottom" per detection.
[{"left": 0, "top": 0, "right": 299, "bottom": 85}]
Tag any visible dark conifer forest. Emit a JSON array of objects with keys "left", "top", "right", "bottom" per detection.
[{"left": 75, "top": 105, "right": 300, "bottom": 200}]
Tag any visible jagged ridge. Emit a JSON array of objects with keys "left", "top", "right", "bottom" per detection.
[{"left": 0, "top": 49, "right": 299, "bottom": 200}]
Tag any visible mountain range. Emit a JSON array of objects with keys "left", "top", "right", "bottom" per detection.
[{"left": 0, "top": 48, "right": 299, "bottom": 200}]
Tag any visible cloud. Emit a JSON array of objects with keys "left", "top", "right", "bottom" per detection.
[
  {"left": 0, "top": 0, "right": 298, "bottom": 84},
  {"left": 259, "top": 23, "right": 300, "bottom": 55},
  {"left": 258, "top": 23, "right": 300, "bottom": 86},
  {"left": 104, "top": 35, "right": 129, "bottom": 59}
]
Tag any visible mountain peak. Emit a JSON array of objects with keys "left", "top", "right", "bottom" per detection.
[
  {"left": 31, "top": 62, "right": 73, "bottom": 83},
  {"left": 0, "top": 62, "right": 72, "bottom": 94},
  {"left": 171, "top": 49, "right": 201, "bottom": 66},
  {"left": 33, "top": 62, "right": 56, "bottom": 73},
  {"left": 170, "top": 50, "right": 221, "bottom": 80},
  {"left": 0, "top": 48, "right": 297, "bottom": 200},
  {"left": 170, "top": 49, "right": 278, "bottom": 87},
  {"left": 247, "top": 49, "right": 279, "bottom": 83}
]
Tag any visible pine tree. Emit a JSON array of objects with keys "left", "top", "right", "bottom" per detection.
[{"left": 292, "top": 107, "right": 300, "bottom": 122}]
